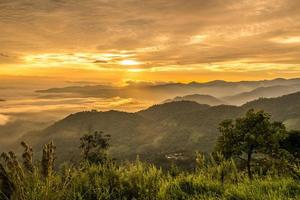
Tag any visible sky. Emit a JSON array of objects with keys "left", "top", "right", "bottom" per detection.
[
  {"left": 1, "top": 0, "right": 300, "bottom": 146},
  {"left": 1, "top": 0, "right": 300, "bottom": 84}
]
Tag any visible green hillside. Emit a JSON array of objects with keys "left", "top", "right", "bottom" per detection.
[{"left": 21, "top": 92, "right": 300, "bottom": 164}]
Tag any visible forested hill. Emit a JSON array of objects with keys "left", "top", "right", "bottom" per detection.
[
  {"left": 163, "top": 94, "right": 225, "bottom": 106},
  {"left": 138, "top": 101, "right": 210, "bottom": 120},
  {"left": 21, "top": 92, "right": 300, "bottom": 163},
  {"left": 242, "top": 91, "right": 300, "bottom": 121}
]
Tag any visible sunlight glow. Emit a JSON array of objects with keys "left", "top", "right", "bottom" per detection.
[
  {"left": 127, "top": 68, "right": 145, "bottom": 73},
  {"left": 188, "top": 35, "right": 207, "bottom": 44},
  {"left": 23, "top": 52, "right": 133, "bottom": 66},
  {"left": 270, "top": 36, "right": 300, "bottom": 44},
  {"left": 120, "top": 60, "right": 142, "bottom": 66}
]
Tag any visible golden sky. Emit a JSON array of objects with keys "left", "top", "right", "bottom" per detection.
[{"left": 1, "top": 0, "right": 300, "bottom": 84}]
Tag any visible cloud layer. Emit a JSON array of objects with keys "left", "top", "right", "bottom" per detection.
[{"left": 1, "top": 0, "right": 300, "bottom": 81}]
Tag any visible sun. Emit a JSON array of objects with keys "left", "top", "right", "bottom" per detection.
[{"left": 119, "top": 59, "right": 141, "bottom": 66}]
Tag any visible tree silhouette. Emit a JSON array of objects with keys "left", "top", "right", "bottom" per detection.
[{"left": 215, "top": 109, "right": 287, "bottom": 179}]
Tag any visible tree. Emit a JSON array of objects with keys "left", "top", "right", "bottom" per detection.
[
  {"left": 79, "top": 131, "right": 110, "bottom": 164},
  {"left": 280, "top": 130, "right": 300, "bottom": 159},
  {"left": 215, "top": 109, "right": 287, "bottom": 179}
]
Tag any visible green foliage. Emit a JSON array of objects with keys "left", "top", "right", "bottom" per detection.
[
  {"left": 79, "top": 131, "right": 110, "bottom": 164},
  {"left": 196, "top": 152, "right": 239, "bottom": 185},
  {"left": 280, "top": 130, "right": 300, "bottom": 159},
  {"left": 0, "top": 146, "right": 299, "bottom": 200},
  {"left": 1, "top": 108, "right": 300, "bottom": 199},
  {"left": 215, "top": 109, "right": 289, "bottom": 179},
  {"left": 159, "top": 175, "right": 223, "bottom": 200}
]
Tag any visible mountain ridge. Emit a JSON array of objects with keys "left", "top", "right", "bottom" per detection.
[
  {"left": 20, "top": 91, "right": 300, "bottom": 164},
  {"left": 223, "top": 84, "right": 300, "bottom": 105},
  {"left": 163, "top": 94, "right": 226, "bottom": 106},
  {"left": 35, "top": 78, "right": 300, "bottom": 101}
]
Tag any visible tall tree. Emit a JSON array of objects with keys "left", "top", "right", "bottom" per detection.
[{"left": 215, "top": 109, "right": 287, "bottom": 179}]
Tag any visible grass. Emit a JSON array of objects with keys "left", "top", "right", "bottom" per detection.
[{"left": 1, "top": 160, "right": 299, "bottom": 200}]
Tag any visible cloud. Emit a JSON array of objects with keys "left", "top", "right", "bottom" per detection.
[
  {"left": 0, "top": 53, "right": 9, "bottom": 58},
  {"left": 0, "top": 96, "right": 149, "bottom": 114},
  {"left": 1, "top": 0, "right": 300, "bottom": 79},
  {"left": 0, "top": 114, "right": 10, "bottom": 126}
]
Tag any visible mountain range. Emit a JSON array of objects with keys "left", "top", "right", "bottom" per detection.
[
  {"left": 20, "top": 91, "right": 300, "bottom": 164},
  {"left": 163, "top": 82, "right": 300, "bottom": 106},
  {"left": 223, "top": 84, "right": 300, "bottom": 105},
  {"left": 36, "top": 78, "right": 300, "bottom": 103}
]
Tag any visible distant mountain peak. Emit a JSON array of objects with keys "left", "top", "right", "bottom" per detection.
[{"left": 164, "top": 94, "right": 226, "bottom": 106}]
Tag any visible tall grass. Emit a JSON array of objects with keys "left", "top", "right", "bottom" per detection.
[
  {"left": 0, "top": 142, "right": 299, "bottom": 200},
  {"left": 1, "top": 159, "right": 299, "bottom": 200}
]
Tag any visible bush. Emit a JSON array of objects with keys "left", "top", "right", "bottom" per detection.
[{"left": 159, "top": 175, "right": 223, "bottom": 200}]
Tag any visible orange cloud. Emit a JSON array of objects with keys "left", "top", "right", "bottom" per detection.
[{"left": 1, "top": 0, "right": 300, "bottom": 82}]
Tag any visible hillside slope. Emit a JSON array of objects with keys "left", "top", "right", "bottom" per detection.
[
  {"left": 22, "top": 92, "right": 300, "bottom": 163},
  {"left": 223, "top": 84, "right": 300, "bottom": 105}
]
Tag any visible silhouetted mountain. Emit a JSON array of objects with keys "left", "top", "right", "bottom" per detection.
[
  {"left": 36, "top": 78, "right": 300, "bottom": 101},
  {"left": 36, "top": 85, "right": 119, "bottom": 98},
  {"left": 223, "top": 84, "right": 300, "bottom": 105},
  {"left": 138, "top": 101, "right": 210, "bottom": 120},
  {"left": 21, "top": 91, "right": 300, "bottom": 164},
  {"left": 163, "top": 94, "right": 226, "bottom": 106}
]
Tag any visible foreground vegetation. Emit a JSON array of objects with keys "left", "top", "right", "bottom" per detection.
[
  {"left": 0, "top": 109, "right": 299, "bottom": 200},
  {"left": 0, "top": 157, "right": 299, "bottom": 200}
]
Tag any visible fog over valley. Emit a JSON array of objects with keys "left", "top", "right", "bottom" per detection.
[{"left": 1, "top": 76, "right": 300, "bottom": 154}]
